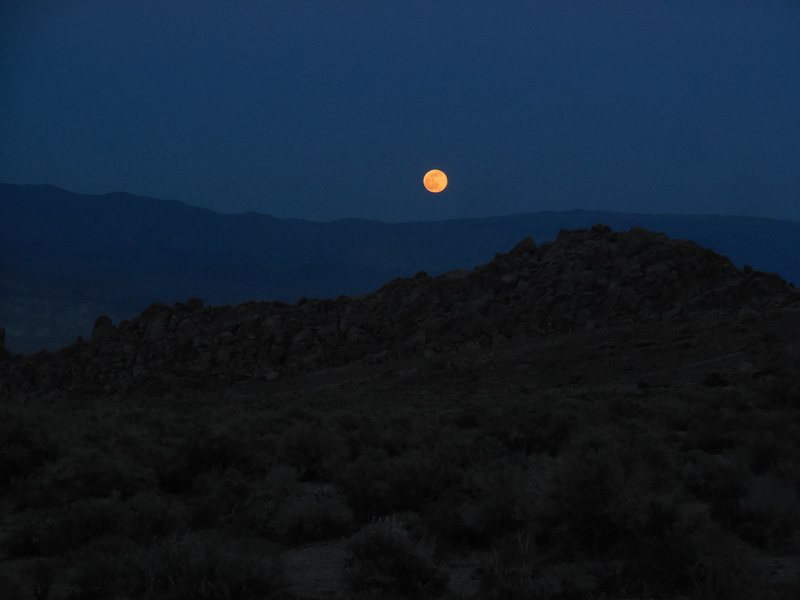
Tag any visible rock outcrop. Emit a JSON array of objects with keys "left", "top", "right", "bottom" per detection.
[{"left": 4, "top": 226, "right": 798, "bottom": 397}]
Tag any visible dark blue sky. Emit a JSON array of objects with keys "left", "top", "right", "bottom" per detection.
[{"left": 2, "top": 0, "right": 799, "bottom": 221}]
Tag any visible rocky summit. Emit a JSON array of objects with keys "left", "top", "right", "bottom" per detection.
[{"left": 3, "top": 225, "right": 798, "bottom": 398}]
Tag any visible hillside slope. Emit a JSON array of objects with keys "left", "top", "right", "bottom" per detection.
[
  {"left": 3, "top": 225, "right": 800, "bottom": 598},
  {"left": 3, "top": 183, "right": 800, "bottom": 353},
  {"left": 3, "top": 225, "right": 797, "bottom": 399}
]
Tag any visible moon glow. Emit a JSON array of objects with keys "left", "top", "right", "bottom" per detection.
[{"left": 423, "top": 169, "right": 448, "bottom": 193}]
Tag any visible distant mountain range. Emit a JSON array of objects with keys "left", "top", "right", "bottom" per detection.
[{"left": 2, "top": 183, "right": 799, "bottom": 353}]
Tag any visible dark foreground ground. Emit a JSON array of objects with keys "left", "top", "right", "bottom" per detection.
[{"left": 2, "top": 307, "right": 800, "bottom": 599}]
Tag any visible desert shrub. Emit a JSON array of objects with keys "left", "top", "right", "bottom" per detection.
[
  {"left": 0, "top": 573, "right": 26, "bottom": 600},
  {"left": 233, "top": 465, "right": 299, "bottom": 537},
  {"left": 157, "top": 425, "right": 259, "bottom": 493},
  {"left": 19, "top": 449, "right": 154, "bottom": 508},
  {"left": 477, "top": 500, "right": 732, "bottom": 600},
  {"left": 43, "top": 497, "right": 129, "bottom": 555},
  {"left": 338, "top": 448, "right": 452, "bottom": 518},
  {"left": 112, "top": 423, "right": 173, "bottom": 477},
  {"left": 428, "top": 464, "right": 537, "bottom": 547},
  {"left": 332, "top": 409, "right": 363, "bottom": 433},
  {"left": 737, "top": 475, "right": 800, "bottom": 549},
  {"left": 273, "top": 488, "right": 354, "bottom": 541},
  {"left": 3, "top": 518, "right": 39, "bottom": 557},
  {"left": 750, "top": 437, "right": 784, "bottom": 475},
  {"left": 189, "top": 468, "right": 250, "bottom": 529},
  {"left": 681, "top": 418, "right": 741, "bottom": 455},
  {"left": 70, "top": 537, "right": 139, "bottom": 599},
  {"left": 683, "top": 536, "right": 764, "bottom": 600},
  {"left": 336, "top": 448, "right": 392, "bottom": 517},
  {"left": 540, "top": 439, "right": 630, "bottom": 553},
  {"left": 4, "top": 497, "right": 129, "bottom": 557},
  {"left": 450, "top": 406, "right": 487, "bottom": 430},
  {"left": 379, "top": 450, "right": 446, "bottom": 512},
  {"left": 605, "top": 393, "right": 648, "bottom": 420},
  {"left": 541, "top": 440, "right": 762, "bottom": 599},
  {"left": 683, "top": 451, "right": 749, "bottom": 529},
  {"left": 345, "top": 518, "right": 447, "bottom": 598},
  {"left": 479, "top": 543, "right": 602, "bottom": 600},
  {"left": 379, "top": 415, "right": 415, "bottom": 456},
  {"left": 613, "top": 498, "right": 711, "bottom": 596},
  {"left": 457, "top": 432, "right": 508, "bottom": 466},
  {"left": 156, "top": 454, "right": 195, "bottom": 494},
  {"left": 69, "top": 532, "right": 285, "bottom": 599},
  {"left": 0, "top": 406, "right": 59, "bottom": 484},
  {"left": 134, "top": 532, "right": 284, "bottom": 600},
  {"left": 340, "top": 414, "right": 382, "bottom": 457},
  {"left": 766, "top": 578, "right": 800, "bottom": 600},
  {"left": 486, "top": 406, "right": 576, "bottom": 457},
  {"left": 763, "top": 372, "right": 800, "bottom": 409},
  {"left": 476, "top": 529, "right": 542, "bottom": 600},
  {"left": 6, "top": 493, "right": 184, "bottom": 558},
  {"left": 464, "top": 465, "right": 536, "bottom": 543},
  {"left": 125, "top": 491, "right": 185, "bottom": 542},
  {"left": 277, "top": 421, "right": 348, "bottom": 480},
  {"left": 22, "top": 558, "right": 58, "bottom": 600}
]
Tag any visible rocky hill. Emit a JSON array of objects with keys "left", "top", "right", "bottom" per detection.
[
  {"left": 2, "top": 224, "right": 797, "bottom": 398},
  {"left": 5, "top": 183, "right": 800, "bottom": 355}
]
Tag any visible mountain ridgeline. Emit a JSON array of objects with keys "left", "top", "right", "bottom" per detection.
[
  {"left": 3, "top": 224, "right": 797, "bottom": 399},
  {"left": 3, "top": 183, "right": 800, "bottom": 354}
]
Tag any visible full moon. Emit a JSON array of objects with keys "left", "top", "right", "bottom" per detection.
[{"left": 423, "top": 169, "right": 448, "bottom": 193}]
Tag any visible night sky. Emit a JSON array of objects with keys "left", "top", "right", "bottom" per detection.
[{"left": 2, "top": 0, "right": 799, "bottom": 222}]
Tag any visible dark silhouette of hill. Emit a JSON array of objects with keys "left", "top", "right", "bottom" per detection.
[
  {"left": 3, "top": 224, "right": 800, "bottom": 598},
  {"left": 3, "top": 224, "right": 796, "bottom": 399},
  {"left": 3, "top": 182, "right": 800, "bottom": 353}
]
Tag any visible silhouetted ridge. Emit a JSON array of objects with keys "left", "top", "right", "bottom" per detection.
[
  {"left": 6, "top": 183, "right": 800, "bottom": 353},
  {"left": 5, "top": 225, "right": 797, "bottom": 397}
]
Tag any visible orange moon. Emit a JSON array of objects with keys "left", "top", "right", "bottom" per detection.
[{"left": 423, "top": 169, "right": 448, "bottom": 193}]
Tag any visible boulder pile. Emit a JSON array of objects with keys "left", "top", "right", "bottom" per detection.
[{"left": 4, "top": 225, "right": 797, "bottom": 397}]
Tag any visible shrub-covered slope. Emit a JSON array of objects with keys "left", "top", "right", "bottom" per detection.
[
  {"left": 3, "top": 225, "right": 796, "bottom": 398},
  {"left": 2, "top": 226, "right": 800, "bottom": 598}
]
